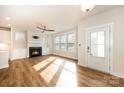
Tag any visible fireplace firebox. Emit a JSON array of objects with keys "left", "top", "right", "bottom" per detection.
[{"left": 29, "top": 47, "right": 42, "bottom": 57}]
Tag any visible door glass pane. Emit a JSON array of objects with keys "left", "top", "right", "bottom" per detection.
[
  {"left": 98, "top": 31, "right": 104, "bottom": 44},
  {"left": 91, "top": 45, "right": 98, "bottom": 57},
  {"left": 90, "top": 31, "right": 105, "bottom": 57},
  {"left": 91, "top": 32, "right": 97, "bottom": 45},
  {"left": 98, "top": 45, "right": 104, "bottom": 57},
  {"left": 91, "top": 31, "right": 104, "bottom": 45},
  {"left": 91, "top": 45, "right": 105, "bottom": 57}
]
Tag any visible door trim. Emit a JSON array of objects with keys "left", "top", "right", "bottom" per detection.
[{"left": 85, "top": 23, "right": 113, "bottom": 73}]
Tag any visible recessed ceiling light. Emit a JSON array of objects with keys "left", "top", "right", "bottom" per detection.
[{"left": 5, "top": 17, "right": 10, "bottom": 20}]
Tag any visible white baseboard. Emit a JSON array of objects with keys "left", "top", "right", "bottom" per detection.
[
  {"left": 52, "top": 52, "right": 78, "bottom": 60},
  {"left": 0, "top": 64, "right": 9, "bottom": 69},
  {"left": 78, "top": 62, "right": 87, "bottom": 67},
  {"left": 111, "top": 72, "right": 124, "bottom": 79},
  {"left": 52, "top": 53, "right": 78, "bottom": 60}
]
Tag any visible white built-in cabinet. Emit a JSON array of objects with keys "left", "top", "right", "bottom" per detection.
[
  {"left": 0, "top": 30, "right": 11, "bottom": 44},
  {"left": 0, "top": 30, "right": 11, "bottom": 69},
  {"left": 0, "top": 51, "right": 9, "bottom": 68}
]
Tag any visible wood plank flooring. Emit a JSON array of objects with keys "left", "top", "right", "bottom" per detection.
[{"left": 0, "top": 55, "right": 124, "bottom": 87}]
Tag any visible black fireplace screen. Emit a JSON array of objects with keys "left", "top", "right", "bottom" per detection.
[{"left": 29, "top": 47, "right": 42, "bottom": 57}]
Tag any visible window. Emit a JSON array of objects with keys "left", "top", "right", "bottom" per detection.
[
  {"left": 55, "top": 36, "right": 60, "bottom": 50},
  {"left": 67, "top": 33, "right": 75, "bottom": 52},
  {"left": 55, "top": 36, "right": 60, "bottom": 43},
  {"left": 60, "top": 35, "right": 67, "bottom": 51},
  {"left": 67, "top": 33, "right": 75, "bottom": 43},
  {"left": 55, "top": 44, "right": 60, "bottom": 50},
  {"left": 54, "top": 32, "right": 76, "bottom": 52}
]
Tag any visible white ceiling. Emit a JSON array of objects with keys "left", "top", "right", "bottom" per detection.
[{"left": 0, "top": 5, "right": 117, "bottom": 32}]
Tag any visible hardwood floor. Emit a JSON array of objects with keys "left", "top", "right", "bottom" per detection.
[{"left": 0, "top": 55, "right": 124, "bottom": 87}]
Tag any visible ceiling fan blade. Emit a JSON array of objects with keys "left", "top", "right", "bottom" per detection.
[
  {"left": 36, "top": 26, "right": 45, "bottom": 30},
  {"left": 45, "top": 29, "right": 55, "bottom": 32},
  {"left": 36, "top": 26, "right": 55, "bottom": 32}
]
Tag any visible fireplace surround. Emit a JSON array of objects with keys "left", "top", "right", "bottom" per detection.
[{"left": 29, "top": 47, "right": 42, "bottom": 57}]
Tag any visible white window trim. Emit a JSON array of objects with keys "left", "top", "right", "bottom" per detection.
[{"left": 54, "top": 31, "right": 76, "bottom": 53}]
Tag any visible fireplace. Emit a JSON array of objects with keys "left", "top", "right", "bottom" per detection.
[{"left": 29, "top": 47, "right": 42, "bottom": 57}]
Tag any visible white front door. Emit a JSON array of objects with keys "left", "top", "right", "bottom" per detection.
[{"left": 87, "top": 25, "right": 110, "bottom": 73}]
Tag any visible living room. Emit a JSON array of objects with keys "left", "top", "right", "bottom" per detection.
[{"left": 0, "top": 4, "right": 124, "bottom": 88}]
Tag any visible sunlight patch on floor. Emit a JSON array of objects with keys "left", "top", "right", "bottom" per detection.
[
  {"left": 33, "top": 57, "right": 56, "bottom": 71},
  {"left": 53, "top": 58, "right": 64, "bottom": 66},
  {"left": 64, "top": 61, "right": 77, "bottom": 74},
  {"left": 46, "top": 57, "right": 56, "bottom": 62},
  {"left": 33, "top": 60, "right": 50, "bottom": 71},
  {"left": 56, "top": 61, "right": 77, "bottom": 87},
  {"left": 40, "top": 63, "right": 59, "bottom": 84},
  {"left": 40, "top": 58, "right": 64, "bottom": 84},
  {"left": 56, "top": 69, "right": 77, "bottom": 87},
  {"left": 33, "top": 56, "right": 77, "bottom": 86}
]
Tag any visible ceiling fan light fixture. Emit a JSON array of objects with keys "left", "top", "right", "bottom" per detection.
[
  {"left": 81, "top": 5, "right": 95, "bottom": 12},
  {"left": 36, "top": 25, "right": 55, "bottom": 33}
]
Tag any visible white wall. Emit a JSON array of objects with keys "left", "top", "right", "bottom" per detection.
[
  {"left": 52, "top": 28, "right": 78, "bottom": 59},
  {"left": 78, "top": 6, "right": 124, "bottom": 78},
  {"left": 11, "top": 27, "right": 27, "bottom": 60}
]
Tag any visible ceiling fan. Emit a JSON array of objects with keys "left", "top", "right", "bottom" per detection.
[{"left": 36, "top": 25, "right": 55, "bottom": 33}]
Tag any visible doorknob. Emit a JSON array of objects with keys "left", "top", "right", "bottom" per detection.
[
  {"left": 78, "top": 43, "right": 81, "bottom": 46},
  {"left": 87, "top": 46, "right": 90, "bottom": 53},
  {"left": 87, "top": 46, "right": 90, "bottom": 50},
  {"left": 89, "top": 53, "right": 93, "bottom": 55},
  {"left": 87, "top": 46, "right": 93, "bottom": 55}
]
